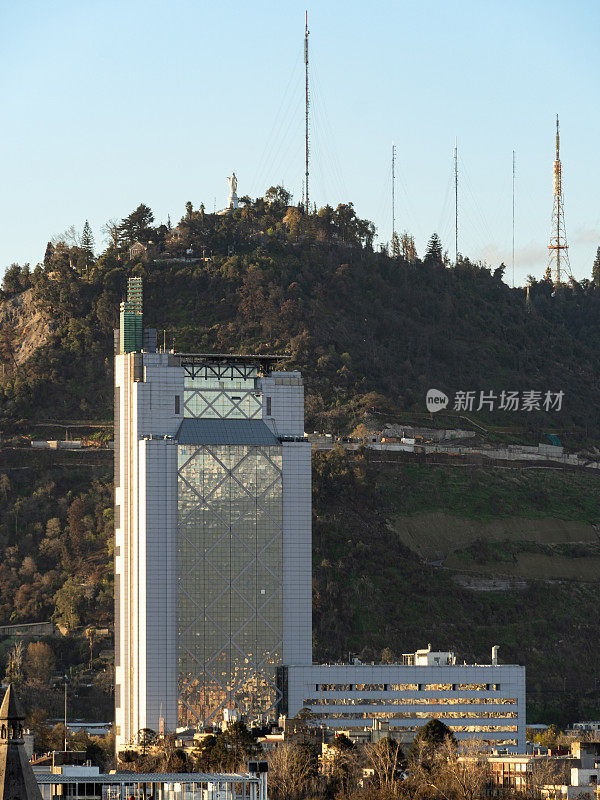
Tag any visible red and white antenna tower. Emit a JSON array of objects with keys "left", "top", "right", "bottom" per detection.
[{"left": 546, "top": 115, "right": 572, "bottom": 285}]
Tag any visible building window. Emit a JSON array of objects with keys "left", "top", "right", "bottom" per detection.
[
  {"left": 266, "top": 397, "right": 272, "bottom": 416},
  {"left": 175, "top": 395, "right": 180, "bottom": 414}
]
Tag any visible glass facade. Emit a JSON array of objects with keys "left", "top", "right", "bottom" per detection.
[
  {"left": 183, "top": 374, "right": 262, "bottom": 420},
  {"left": 177, "top": 442, "right": 283, "bottom": 727}
]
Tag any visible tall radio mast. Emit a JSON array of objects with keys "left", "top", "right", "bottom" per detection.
[
  {"left": 304, "top": 12, "right": 310, "bottom": 213},
  {"left": 454, "top": 139, "right": 458, "bottom": 264},
  {"left": 546, "top": 115, "right": 571, "bottom": 285},
  {"left": 512, "top": 150, "right": 515, "bottom": 288},
  {"left": 392, "top": 142, "right": 396, "bottom": 254}
]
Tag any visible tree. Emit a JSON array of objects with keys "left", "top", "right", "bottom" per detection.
[
  {"left": 118, "top": 749, "right": 140, "bottom": 766},
  {"left": 437, "top": 738, "right": 491, "bottom": 800},
  {"left": 46, "top": 517, "right": 61, "bottom": 538},
  {"left": 0, "top": 474, "right": 11, "bottom": 499},
  {"left": 592, "top": 246, "right": 600, "bottom": 286},
  {"left": 267, "top": 741, "right": 319, "bottom": 800},
  {"left": 119, "top": 203, "right": 155, "bottom": 245},
  {"left": 494, "top": 263, "right": 506, "bottom": 282},
  {"left": 68, "top": 497, "right": 86, "bottom": 555},
  {"left": 137, "top": 728, "right": 158, "bottom": 756},
  {"left": 24, "top": 642, "right": 56, "bottom": 687},
  {"left": 529, "top": 753, "right": 569, "bottom": 799},
  {"left": 195, "top": 722, "right": 259, "bottom": 773},
  {"left": 366, "top": 737, "right": 405, "bottom": 789},
  {"left": 0, "top": 327, "right": 17, "bottom": 370},
  {"left": 411, "top": 719, "right": 457, "bottom": 771},
  {"left": 414, "top": 718, "right": 456, "bottom": 751},
  {"left": 102, "top": 219, "right": 122, "bottom": 250},
  {"left": 43, "top": 242, "right": 55, "bottom": 266},
  {"left": 25, "top": 709, "right": 52, "bottom": 753},
  {"left": 2, "top": 263, "right": 24, "bottom": 293},
  {"left": 405, "top": 736, "right": 489, "bottom": 800},
  {"left": 53, "top": 576, "right": 85, "bottom": 630},
  {"left": 401, "top": 231, "right": 417, "bottom": 262},
  {"left": 327, "top": 734, "right": 360, "bottom": 795},
  {"left": 81, "top": 220, "right": 95, "bottom": 262},
  {"left": 85, "top": 627, "right": 95, "bottom": 669},
  {"left": 185, "top": 201, "right": 193, "bottom": 218},
  {"left": 5, "top": 641, "right": 25, "bottom": 684},
  {"left": 424, "top": 233, "right": 443, "bottom": 263},
  {"left": 351, "top": 423, "right": 370, "bottom": 443},
  {"left": 265, "top": 186, "right": 292, "bottom": 208}
]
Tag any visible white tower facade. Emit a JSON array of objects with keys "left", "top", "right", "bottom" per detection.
[{"left": 114, "top": 344, "right": 311, "bottom": 751}]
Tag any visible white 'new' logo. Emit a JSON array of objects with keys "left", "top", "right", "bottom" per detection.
[{"left": 426, "top": 389, "right": 449, "bottom": 413}]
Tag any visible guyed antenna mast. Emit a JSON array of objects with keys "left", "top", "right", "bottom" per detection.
[
  {"left": 392, "top": 142, "right": 396, "bottom": 252},
  {"left": 304, "top": 12, "right": 310, "bottom": 213},
  {"left": 454, "top": 138, "right": 458, "bottom": 264},
  {"left": 512, "top": 150, "right": 515, "bottom": 288}
]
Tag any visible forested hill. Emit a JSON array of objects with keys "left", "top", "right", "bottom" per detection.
[
  {"left": 2, "top": 194, "right": 600, "bottom": 726},
  {"left": 1, "top": 191, "right": 600, "bottom": 442}
]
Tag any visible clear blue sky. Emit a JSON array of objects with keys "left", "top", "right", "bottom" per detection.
[{"left": 1, "top": 0, "right": 599, "bottom": 286}]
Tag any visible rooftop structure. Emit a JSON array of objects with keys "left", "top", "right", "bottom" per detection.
[
  {"left": 119, "top": 277, "right": 143, "bottom": 354},
  {"left": 35, "top": 768, "right": 267, "bottom": 800},
  {"left": 402, "top": 645, "right": 456, "bottom": 666}
]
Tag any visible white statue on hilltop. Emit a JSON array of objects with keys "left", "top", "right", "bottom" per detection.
[{"left": 227, "top": 172, "right": 239, "bottom": 209}]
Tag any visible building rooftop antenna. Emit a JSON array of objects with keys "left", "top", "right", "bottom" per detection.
[
  {"left": 304, "top": 11, "right": 310, "bottom": 214},
  {"left": 546, "top": 115, "right": 572, "bottom": 286}
]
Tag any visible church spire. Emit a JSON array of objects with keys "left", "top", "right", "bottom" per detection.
[{"left": 0, "top": 684, "right": 42, "bottom": 800}]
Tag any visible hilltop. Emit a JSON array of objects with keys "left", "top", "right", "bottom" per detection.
[
  {"left": 1, "top": 193, "right": 600, "bottom": 443},
  {"left": 0, "top": 193, "right": 600, "bottom": 727}
]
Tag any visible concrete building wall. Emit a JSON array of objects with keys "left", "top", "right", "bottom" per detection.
[
  {"left": 285, "top": 663, "right": 526, "bottom": 752},
  {"left": 282, "top": 441, "right": 312, "bottom": 666},
  {"left": 115, "top": 353, "right": 183, "bottom": 751},
  {"left": 138, "top": 439, "right": 178, "bottom": 735},
  {"left": 261, "top": 372, "right": 304, "bottom": 437}
]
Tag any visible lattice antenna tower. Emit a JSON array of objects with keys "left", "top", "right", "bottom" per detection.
[
  {"left": 546, "top": 115, "right": 572, "bottom": 285},
  {"left": 304, "top": 11, "right": 310, "bottom": 214}
]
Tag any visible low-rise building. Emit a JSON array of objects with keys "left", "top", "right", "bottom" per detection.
[
  {"left": 485, "top": 741, "right": 600, "bottom": 799},
  {"left": 282, "top": 646, "right": 526, "bottom": 752}
]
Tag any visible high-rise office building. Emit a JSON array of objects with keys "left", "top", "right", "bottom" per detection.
[{"left": 114, "top": 280, "right": 311, "bottom": 751}]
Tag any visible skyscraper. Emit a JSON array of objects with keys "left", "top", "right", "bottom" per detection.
[{"left": 114, "top": 279, "right": 311, "bottom": 751}]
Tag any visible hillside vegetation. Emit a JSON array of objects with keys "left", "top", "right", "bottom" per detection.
[
  {"left": 1, "top": 192, "right": 600, "bottom": 726},
  {"left": 312, "top": 448, "right": 600, "bottom": 726},
  {"left": 2, "top": 193, "right": 600, "bottom": 441}
]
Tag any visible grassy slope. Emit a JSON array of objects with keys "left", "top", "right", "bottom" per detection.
[{"left": 312, "top": 449, "right": 600, "bottom": 726}]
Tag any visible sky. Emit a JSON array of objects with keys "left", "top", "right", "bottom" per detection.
[{"left": 1, "top": 0, "right": 599, "bottom": 286}]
